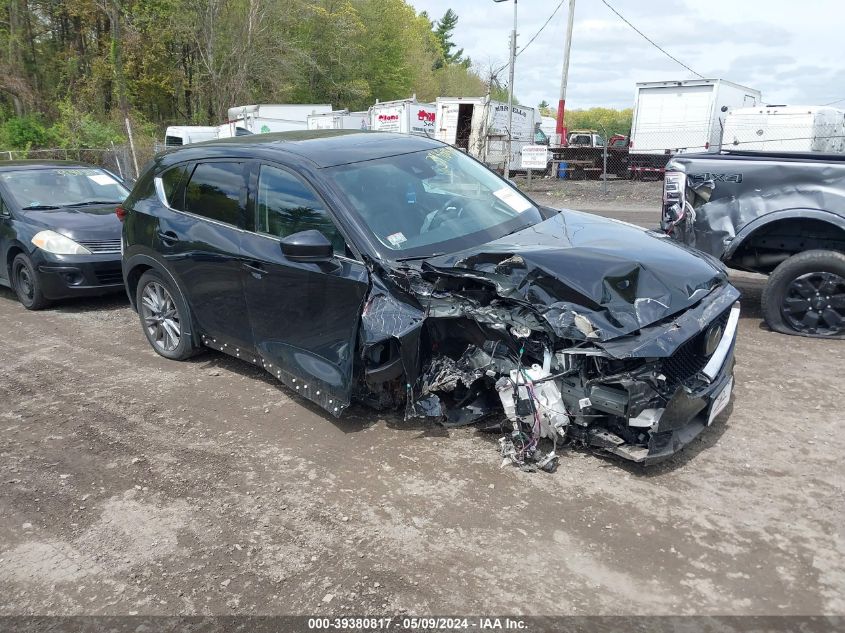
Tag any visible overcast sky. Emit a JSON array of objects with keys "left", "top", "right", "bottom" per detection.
[{"left": 407, "top": 0, "right": 845, "bottom": 111}]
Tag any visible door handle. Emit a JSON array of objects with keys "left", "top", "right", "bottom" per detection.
[
  {"left": 157, "top": 230, "right": 179, "bottom": 245},
  {"left": 242, "top": 261, "right": 267, "bottom": 275}
]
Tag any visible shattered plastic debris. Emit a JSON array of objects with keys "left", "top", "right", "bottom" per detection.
[{"left": 349, "top": 208, "right": 740, "bottom": 467}]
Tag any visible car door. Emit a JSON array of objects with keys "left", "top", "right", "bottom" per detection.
[
  {"left": 239, "top": 162, "right": 369, "bottom": 415},
  {"left": 155, "top": 160, "right": 255, "bottom": 353}
]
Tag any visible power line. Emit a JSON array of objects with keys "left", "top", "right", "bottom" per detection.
[
  {"left": 490, "top": 0, "right": 565, "bottom": 80},
  {"left": 518, "top": 0, "right": 565, "bottom": 58},
  {"left": 600, "top": 0, "right": 705, "bottom": 79},
  {"left": 823, "top": 97, "right": 845, "bottom": 106}
]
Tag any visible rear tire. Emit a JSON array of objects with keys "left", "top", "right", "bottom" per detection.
[
  {"left": 12, "top": 253, "right": 50, "bottom": 310},
  {"left": 135, "top": 269, "right": 200, "bottom": 360},
  {"left": 761, "top": 250, "right": 845, "bottom": 338}
]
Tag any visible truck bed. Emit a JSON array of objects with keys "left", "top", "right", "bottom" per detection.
[{"left": 681, "top": 150, "right": 845, "bottom": 163}]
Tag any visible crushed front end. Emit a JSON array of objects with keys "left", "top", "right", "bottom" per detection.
[{"left": 354, "top": 210, "right": 742, "bottom": 468}]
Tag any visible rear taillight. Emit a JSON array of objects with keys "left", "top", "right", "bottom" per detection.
[{"left": 115, "top": 206, "right": 127, "bottom": 222}]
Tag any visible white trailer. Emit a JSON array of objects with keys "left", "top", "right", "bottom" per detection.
[
  {"left": 307, "top": 110, "right": 369, "bottom": 131},
  {"left": 434, "top": 97, "right": 537, "bottom": 172},
  {"left": 164, "top": 126, "right": 220, "bottom": 148},
  {"left": 630, "top": 79, "right": 761, "bottom": 155},
  {"left": 722, "top": 105, "right": 845, "bottom": 153},
  {"left": 369, "top": 98, "right": 436, "bottom": 136},
  {"left": 225, "top": 104, "right": 333, "bottom": 135}
]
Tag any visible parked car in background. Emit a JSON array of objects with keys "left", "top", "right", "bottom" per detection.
[
  {"left": 663, "top": 150, "right": 845, "bottom": 337},
  {"left": 121, "top": 131, "right": 740, "bottom": 467},
  {"left": 0, "top": 160, "right": 129, "bottom": 309}
]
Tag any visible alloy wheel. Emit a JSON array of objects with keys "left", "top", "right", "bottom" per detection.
[
  {"left": 781, "top": 272, "right": 845, "bottom": 336},
  {"left": 140, "top": 281, "right": 182, "bottom": 352}
]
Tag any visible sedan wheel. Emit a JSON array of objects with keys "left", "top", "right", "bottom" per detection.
[
  {"left": 12, "top": 253, "right": 49, "bottom": 310},
  {"left": 135, "top": 270, "right": 199, "bottom": 360}
]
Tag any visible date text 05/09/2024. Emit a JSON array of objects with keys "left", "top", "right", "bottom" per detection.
[{"left": 307, "top": 617, "right": 528, "bottom": 630}]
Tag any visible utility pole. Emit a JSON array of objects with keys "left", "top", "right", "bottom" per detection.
[
  {"left": 556, "top": 0, "right": 576, "bottom": 146},
  {"left": 505, "top": 0, "right": 517, "bottom": 180},
  {"left": 495, "top": 0, "right": 518, "bottom": 180}
]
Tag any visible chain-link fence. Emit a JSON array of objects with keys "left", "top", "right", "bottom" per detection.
[
  {"left": 0, "top": 142, "right": 159, "bottom": 182},
  {"left": 546, "top": 113, "right": 845, "bottom": 180}
]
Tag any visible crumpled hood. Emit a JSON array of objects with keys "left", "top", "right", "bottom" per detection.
[
  {"left": 25, "top": 206, "right": 122, "bottom": 242},
  {"left": 422, "top": 209, "right": 728, "bottom": 341}
]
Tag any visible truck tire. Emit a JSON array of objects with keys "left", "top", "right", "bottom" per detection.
[{"left": 761, "top": 250, "right": 845, "bottom": 338}]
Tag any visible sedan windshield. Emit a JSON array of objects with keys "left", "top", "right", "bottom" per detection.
[
  {"left": 0, "top": 168, "right": 128, "bottom": 210},
  {"left": 327, "top": 146, "right": 543, "bottom": 259}
]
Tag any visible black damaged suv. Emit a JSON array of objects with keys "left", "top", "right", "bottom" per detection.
[{"left": 121, "top": 131, "right": 740, "bottom": 465}]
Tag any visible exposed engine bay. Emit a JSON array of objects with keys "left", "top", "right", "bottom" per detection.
[{"left": 355, "top": 210, "right": 741, "bottom": 469}]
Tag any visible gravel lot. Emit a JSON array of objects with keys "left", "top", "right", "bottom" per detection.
[{"left": 1, "top": 188, "right": 843, "bottom": 616}]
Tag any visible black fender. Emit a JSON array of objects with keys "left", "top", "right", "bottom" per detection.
[
  {"left": 122, "top": 251, "right": 200, "bottom": 348},
  {"left": 2, "top": 238, "right": 34, "bottom": 281},
  {"left": 723, "top": 208, "right": 845, "bottom": 261}
]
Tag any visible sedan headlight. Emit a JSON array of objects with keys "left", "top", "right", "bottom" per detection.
[{"left": 31, "top": 230, "right": 92, "bottom": 255}]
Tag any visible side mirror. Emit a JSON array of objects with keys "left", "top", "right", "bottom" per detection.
[{"left": 280, "top": 229, "right": 334, "bottom": 262}]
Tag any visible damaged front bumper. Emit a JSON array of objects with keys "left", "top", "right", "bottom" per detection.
[
  {"left": 402, "top": 287, "right": 741, "bottom": 469},
  {"left": 590, "top": 300, "right": 741, "bottom": 465}
]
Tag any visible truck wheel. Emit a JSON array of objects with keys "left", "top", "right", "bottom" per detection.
[{"left": 761, "top": 250, "right": 845, "bottom": 338}]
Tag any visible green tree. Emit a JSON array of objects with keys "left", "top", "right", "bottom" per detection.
[
  {"left": 564, "top": 107, "right": 633, "bottom": 136},
  {"left": 433, "top": 9, "right": 467, "bottom": 67}
]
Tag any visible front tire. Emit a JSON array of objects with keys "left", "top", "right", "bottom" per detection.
[
  {"left": 135, "top": 269, "right": 199, "bottom": 360},
  {"left": 12, "top": 253, "right": 50, "bottom": 310},
  {"left": 761, "top": 250, "right": 845, "bottom": 338}
]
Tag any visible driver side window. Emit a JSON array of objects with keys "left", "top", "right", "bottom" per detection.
[{"left": 256, "top": 165, "right": 347, "bottom": 255}]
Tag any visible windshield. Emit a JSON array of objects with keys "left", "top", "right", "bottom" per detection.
[
  {"left": 0, "top": 168, "right": 128, "bottom": 210},
  {"left": 327, "top": 146, "right": 542, "bottom": 260}
]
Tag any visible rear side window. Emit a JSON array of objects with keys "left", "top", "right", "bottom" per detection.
[
  {"left": 181, "top": 162, "right": 246, "bottom": 226},
  {"left": 160, "top": 164, "right": 189, "bottom": 208},
  {"left": 256, "top": 165, "right": 346, "bottom": 254}
]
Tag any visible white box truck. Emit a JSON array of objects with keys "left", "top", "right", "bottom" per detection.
[
  {"left": 722, "top": 105, "right": 845, "bottom": 153},
  {"left": 369, "top": 98, "right": 436, "bottom": 136},
  {"left": 434, "top": 97, "right": 537, "bottom": 172},
  {"left": 307, "top": 110, "right": 370, "bottom": 131},
  {"left": 225, "top": 104, "right": 333, "bottom": 135},
  {"left": 628, "top": 79, "right": 761, "bottom": 176}
]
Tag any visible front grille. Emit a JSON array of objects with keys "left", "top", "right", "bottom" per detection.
[
  {"left": 662, "top": 309, "right": 731, "bottom": 387},
  {"left": 95, "top": 268, "right": 123, "bottom": 285},
  {"left": 79, "top": 238, "right": 121, "bottom": 254}
]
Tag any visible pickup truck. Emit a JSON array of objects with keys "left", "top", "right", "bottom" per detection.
[{"left": 662, "top": 150, "right": 845, "bottom": 338}]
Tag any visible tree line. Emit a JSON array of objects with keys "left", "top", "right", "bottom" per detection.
[{"left": 0, "top": 1, "right": 507, "bottom": 150}]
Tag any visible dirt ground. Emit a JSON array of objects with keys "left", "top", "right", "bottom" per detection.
[{"left": 1, "top": 191, "right": 843, "bottom": 617}]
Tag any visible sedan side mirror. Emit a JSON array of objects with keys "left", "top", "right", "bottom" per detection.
[{"left": 280, "top": 229, "right": 334, "bottom": 262}]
